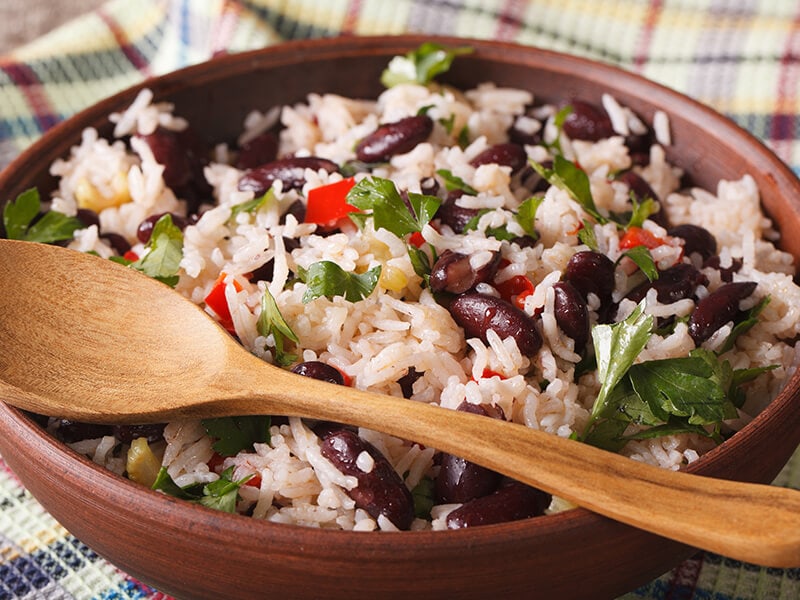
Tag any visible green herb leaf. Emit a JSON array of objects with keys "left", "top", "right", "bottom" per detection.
[
  {"left": 545, "top": 105, "right": 573, "bottom": 156},
  {"left": 3, "top": 188, "right": 82, "bottom": 243},
  {"left": 411, "top": 476, "right": 435, "bottom": 520},
  {"left": 151, "top": 467, "right": 193, "bottom": 499},
  {"left": 531, "top": 155, "right": 606, "bottom": 223},
  {"left": 130, "top": 214, "right": 183, "bottom": 287},
  {"left": 623, "top": 419, "right": 720, "bottom": 442},
  {"left": 619, "top": 245, "right": 658, "bottom": 282},
  {"left": 346, "top": 176, "right": 440, "bottom": 238},
  {"left": 202, "top": 416, "right": 272, "bottom": 456},
  {"left": 258, "top": 287, "right": 299, "bottom": 367},
  {"left": 299, "top": 261, "right": 382, "bottom": 303},
  {"left": 229, "top": 187, "right": 275, "bottom": 221},
  {"left": 436, "top": 169, "right": 478, "bottom": 195},
  {"left": 408, "top": 244, "right": 432, "bottom": 283},
  {"left": 199, "top": 467, "right": 253, "bottom": 513},
  {"left": 457, "top": 125, "right": 470, "bottom": 149},
  {"left": 438, "top": 113, "right": 456, "bottom": 134},
  {"left": 514, "top": 195, "right": 544, "bottom": 238},
  {"left": 626, "top": 196, "right": 656, "bottom": 229},
  {"left": 590, "top": 301, "right": 653, "bottom": 423},
  {"left": 719, "top": 296, "right": 770, "bottom": 354},
  {"left": 577, "top": 220, "right": 599, "bottom": 250},
  {"left": 380, "top": 43, "right": 473, "bottom": 88}
]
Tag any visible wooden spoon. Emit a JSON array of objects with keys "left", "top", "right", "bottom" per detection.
[{"left": 0, "top": 239, "right": 798, "bottom": 567}]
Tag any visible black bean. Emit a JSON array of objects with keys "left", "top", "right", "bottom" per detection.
[
  {"left": 291, "top": 361, "right": 345, "bottom": 385},
  {"left": 420, "top": 177, "right": 440, "bottom": 197},
  {"left": 52, "top": 419, "right": 113, "bottom": 444},
  {"left": 112, "top": 423, "right": 166, "bottom": 444},
  {"left": 355, "top": 115, "right": 433, "bottom": 163},
  {"left": 625, "top": 128, "right": 654, "bottom": 167},
  {"left": 436, "top": 190, "right": 480, "bottom": 233},
  {"left": 688, "top": 281, "right": 758, "bottom": 345},
  {"left": 626, "top": 263, "right": 708, "bottom": 304},
  {"left": 448, "top": 292, "right": 542, "bottom": 356},
  {"left": 318, "top": 428, "right": 414, "bottom": 530},
  {"left": 435, "top": 402, "right": 504, "bottom": 504},
  {"left": 237, "top": 156, "right": 339, "bottom": 196},
  {"left": 446, "top": 480, "right": 551, "bottom": 529},
  {"left": 668, "top": 224, "right": 717, "bottom": 260},
  {"left": 703, "top": 255, "right": 743, "bottom": 283},
  {"left": 429, "top": 250, "right": 501, "bottom": 295},
  {"left": 552, "top": 281, "right": 590, "bottom": 351},
  {"left": 247, "top": 237, "right": 300, "bottom": 284},
  {"left": 469, "top": 143, "right": 528, "bottom": 175},
  {"left": 280, "top": 199, "right": 306, "bottom": 225},
  {"left": 562, "top": 100, "right": 614, "bottom": 141},
  {"left": 508, "top": 115, "right": 544, "bottom": 147},
  {"left": 236, "top": 131, "right": 278, "bottom": 170},
  {"left": 136, "top": 212, "right": 195, "bottom": 244}
]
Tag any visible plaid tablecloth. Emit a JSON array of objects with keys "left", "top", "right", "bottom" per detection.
[{"left": 1, "top": 1, "right": 799, "bottom": 598}]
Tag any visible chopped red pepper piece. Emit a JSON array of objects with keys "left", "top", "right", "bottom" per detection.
[
  {"left": 481, "top": 368, "right": 504, "bottom": 379},
  {"left": 495, "top": 275, "right": 535, "bottom": 310},
  {"left": 204, "top": 272, "right": 244, "bottom": 333},
  {"left": 408, "top": 231, "right": 426, "bottom": 248},
  {"left": 619, "top": 226, "right": 667, "bottom": 250},
  {"left": 304, "top": 177, "right": 358, "bottom": 227},
  {"left": 123, "top": 250, "right": 139, "bottom": 262}
]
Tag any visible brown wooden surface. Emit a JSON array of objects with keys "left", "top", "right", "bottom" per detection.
[{"left": 1, "top": 36, "right": 799, "bottom": 600}]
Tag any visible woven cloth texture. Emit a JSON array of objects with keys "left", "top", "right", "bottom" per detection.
[{"left": 0, "top": 1, "right": 799, "bottom": 599}]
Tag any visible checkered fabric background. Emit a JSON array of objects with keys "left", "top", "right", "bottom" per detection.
[{"left": 0, "top": 1, "right": 799, "bottom": 598}]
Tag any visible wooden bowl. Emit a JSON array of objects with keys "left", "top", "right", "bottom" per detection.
[{"left": 1, "top": 35, "right": 799, "bottom": 600}]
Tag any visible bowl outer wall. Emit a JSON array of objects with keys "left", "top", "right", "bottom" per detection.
[{"left": 0, "top": 35, "right": 799, "bottom": 600}]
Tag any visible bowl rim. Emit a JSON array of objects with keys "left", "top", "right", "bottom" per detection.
[{"left": 1, "top": 33, "right": 799, "bottom": 550}]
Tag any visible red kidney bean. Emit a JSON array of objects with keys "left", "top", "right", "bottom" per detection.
[
  {"left": 429, "top": 250, "right": 501, "bottom": 295},
  {"left": 291, "top": 361, "right": 345, "bottom": 385},
  {"left": 469, "top": 143, "right": 528, "bottom": 175},
  {"left": 667, "top": 224, "right": 717, "bottom": 260},
  {"left": 398, "top": 367, "right": 422, "bottom": 399},
  {"left": 552, "top": 281, "right": 590, "bottom": 351},
  {"left": 508, "top": 115, "right": 545, "bottom": 147},
  {"left": 235, "top": 131, "right": 278, "bottom": 170},
  {"left": 420, "top": 176, "right": 440, "bottom": 197},
  {"left": 435, "top": 402, "right": 504, "bottom": 504},
  {"left": 446, "top": 480, "right": 551, "bottom": 529},
  {"left": 247, "top": 237, "right": 301, "bottom": 284},
  {"left": 448, "top": 292, "right": 542, "bottom": 356},
  {"left": 562, "top": 99, "right": 614, "bottom": 141},
  {"left": 76, "top": 208, "right": 100, "bottom": 229},
  {"left": 237, "top": 156, "right": 339, "bottom": 196},
  {"left": 281, "top": 199, "right": 306, "bottom": 225},
  {"left": 53, "top": 419, "right": 113, "bottom": 444},
  {"left": 318, "top": 428, "right": 414, "bottom": 530},
  {"left": 688, "top": 281, "right": 757, "bottom": 345},
  {"left": 436, "top": 190, "right": 480, "bottom": 233},
  {"left": 100, "top": 232, "right": 131, "bottom": 256},
  {"left": 703, "top": 255, "right": 743, "bottom": 283},
  {"left": 139, "top": 126, "right": 211, "bottom": 211},
  {"left": 563, "top": 251, "right": 616, "bottom": 303},
  {"left": 626, "top": 263, "right": 708, "bottom": 305},
  {"left": 136, "top": 212, "right": 196, "bottom": 244},
  {"left": 616, "top": 170, "right": 659, "bottom": 202},
  {"left": 112, "top": 423, "right": 166, "bottom": 444},
  {"left": 355, "top": 115, "right": 433, "bottom": 163}
]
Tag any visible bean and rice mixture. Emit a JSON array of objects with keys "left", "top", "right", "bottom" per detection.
[{"left": 15, "top": 45, "right": 800, "bottom": 531}]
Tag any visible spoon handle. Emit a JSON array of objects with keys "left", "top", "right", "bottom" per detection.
[{"left": 221, "top": 363, "right": 800, "bottom": 568}]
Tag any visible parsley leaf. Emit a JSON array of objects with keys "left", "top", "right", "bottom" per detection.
[
  {"left": 381, "top": 43, "right": 473, "bottom": 88},
  {"left": 129, "top": 214, "right": 183, "bottom": 287},
  {"left": 229, "top": 187, "right": 275, "bottom": 221},
  {"left": 531, "top": 155, "right": 606, "bottom": 223},
  {"left": 346, "top": 176, "right": 440, "bottom": 238},
  {"left": 719, "top": 296, "right": 770, "bottom": 354},
  {"left": 3, "top": 188, "right": 82, "bottom": 243},
  {"left": 436, "top": 169, "right": 478, "bottom": 195},
  {"left": 619, "top": 245, "right": 659, "bottom": 282},
  {"left": 202, "top": 416, "right": 272, "bottom": 456},
  {"left": 298, "top": 261, "right": 381, "bottom": 303},
  {"left": 258, "top": 287, "right": 299, "bottom": 367},
  {"left": 577, "top": 220, "right": 599, "bottom": 250},
  {"left": 514, "top": 195, "right": 544, "bottom": 239},
  {"left": 152, "top": 466, "right": 252, "bottom": 514}
]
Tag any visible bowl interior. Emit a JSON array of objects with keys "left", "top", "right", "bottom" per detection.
[{"left": 1, "top": 35, "right": 799, "bottom": 600}]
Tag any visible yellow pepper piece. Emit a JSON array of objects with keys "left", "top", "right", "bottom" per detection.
[
  {"left": 380, "top": 264, "right": 408, "bottom": 292},
  {"left": 126, "top": 437, "right": 163, "bottom": 488},
  {"left": 75, "top": 171, "right": 132, "bottom": 211}
]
